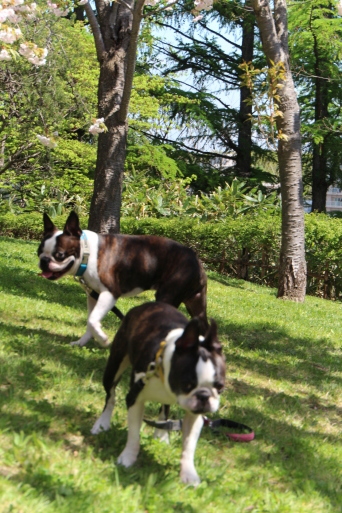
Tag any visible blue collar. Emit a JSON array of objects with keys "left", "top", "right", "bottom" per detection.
[{"left": 76, "top": 231, "right": 89, "bottom": 277}]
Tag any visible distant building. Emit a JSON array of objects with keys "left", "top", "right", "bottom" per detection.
[
  {"left": 304, "top": 186, "right": 342, "bottom": 213},
  {"left": 326, "top": 186, "right": 342, "bottom": 212},
  {"left": 304, "top": 198, "right": 312, "bottom": 213}
]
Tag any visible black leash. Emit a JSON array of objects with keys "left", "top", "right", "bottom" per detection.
[
  {"left": 89, "top": 290, "right": 124, "bottom": 320},
  {"left": 144, "top": 416, "right": 254, "bottom": 442},
  {"left": 203, "top": 417, "right": 255, "bottom": 442},
  {"left": 144, "top": 418, "right": 183, "bottom": 431}
]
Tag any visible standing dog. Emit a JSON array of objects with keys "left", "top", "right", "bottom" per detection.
[
  {"left": 91, "top": 302, "right": 226, "bottom": 485},
  {"left": 38, "top": 211, "right": 207, "bottom": 347}
]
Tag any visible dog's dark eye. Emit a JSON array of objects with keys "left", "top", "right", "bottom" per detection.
[
  {"left": 214, "top": 382, "right": 224, "bottom": 393},
  {"left": 54, "top": 251, "right": 65, "bottom": 261},
  {"left": 183, "top": 382, "right": 196, "bottom": 394}
]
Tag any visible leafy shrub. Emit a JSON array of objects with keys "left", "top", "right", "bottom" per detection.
[
  {"left": 2, "top": 211, "right": 342, "bottom": 300},
  {"left": 305, "top": 213, "right": 342, "bottom": 299},
  {"left": 121, "top": 172, "right": 280, "bottom": 220}
]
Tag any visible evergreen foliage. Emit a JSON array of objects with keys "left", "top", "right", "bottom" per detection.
[{"left": 288, "top": 0, "right": 342, "bottom": 198}]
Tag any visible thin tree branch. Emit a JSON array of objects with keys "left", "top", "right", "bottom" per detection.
[
  {"left": 197, "top": 20, "right": 242, "bottom": 50},
  {"left": 118, "top": 0, "right": 145, "bottom": 122},
  {"left": 118, "top": 0, "right": 134, "bottom": 12},
  {"left": 132, "top": 127, "right": 237, "bottom": 160},
  {"left": 155, "top": 21, "right": 239, "bottom": 65},
  {"left": 84, "top": 1, "right": 105, "bottom": 61},
  {"left": 153, "top": 41, "right": 239, "bottom": 86},
  {"left": 171, "top": 78, "right": 236, "bottom": 110},
  {"left": 0, "top": 143, "right": 36, "bottom": 175}
]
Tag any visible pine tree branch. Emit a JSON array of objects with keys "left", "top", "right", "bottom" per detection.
[
  {"left": 155, "top": 21, "right": 239, "bottom": 65},
  {"left": 171, "top": 78, "right": 236, "bottom": 111},
  {"left": 132, "top": 127, "right": 237, "bottom": 160},
  {"left": 153, "top": 41, "right": 239, "bottom": 86},
  {"left": 197, "top": 20, "right": 241, "bottom": 51}
]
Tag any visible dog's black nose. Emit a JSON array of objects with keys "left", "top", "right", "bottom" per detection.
[
  {"left": 40, "top": 256, "right": 51, "bottom": 271},
  {"left": 195, "top": 388, "right": 211, "bottom": 403}
]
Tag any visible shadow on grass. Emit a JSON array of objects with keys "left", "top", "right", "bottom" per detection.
[
  {"left": 0, "top": 262, "right": 88, "bottom": 312},
  {"left": 207, "top": 271, "right": 277, "bottom": 296},
  {"left": 0, "top": 260, "right": 155, "bottom": 320},
  {"left": 1, "top": 385, "right": 341, "bottom": 508},
  {"left": 205, "top": 416, "right": 341, "bottom": 508},
  {"left": 0, "top": 323, "right": 109, "bottom": 382},
  {"left": 214, "top": 312, "right": 342, "bottom": 389},
  {"left": 1, "top": 247, "right": 341, "bottom": 508}
]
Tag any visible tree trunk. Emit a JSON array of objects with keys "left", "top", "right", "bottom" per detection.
[
  {"left": 86, "top": 0, "right": 144, "bottom": 233},
  {"left": 311, "top": 140, "right": 329, "bottom": 212},
  {"left": 251, "top": 0, "right": 307, "bottom": 302},
  {"left": 236, "top": 2, "right": 254, "bottom": 177},
  {"left": 88, "top": 120, "right": 128, "bottom": 233},
  {"left": 310, "top": 23, "right": 330, "bottom": 213}
]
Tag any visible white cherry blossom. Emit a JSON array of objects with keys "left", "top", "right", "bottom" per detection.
[
  {"left": 36, "top": 134, "right": 57, "bottom": 148},
  {"left": 0, "top": 47, "right": 11, "bottom": 59},
  {"left": 0, "top": 26, "right": 22, "bottom": 43},
  {"left": 89, "top": 118, "right": 107, "bottom": 135}
]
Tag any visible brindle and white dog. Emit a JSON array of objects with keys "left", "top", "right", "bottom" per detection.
[
  {"left": 38, "top": 212, "right": 208, "bottom": 347},
  {"left": 91, "top": 302, "right": 226, "bottom": 485}
]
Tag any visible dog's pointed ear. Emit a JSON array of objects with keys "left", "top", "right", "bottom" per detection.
[
  {"left": 175, "top": 318, "right": 201, "bottom": 352},
  {"left": 203, "top": 319, "right": 222, "bottom": 354},
  {"left": 63, "top": 211, "right": 82, "bottom": 238},
  {"left": 43, "top": 212, "right": 56, "bottom": 236}
]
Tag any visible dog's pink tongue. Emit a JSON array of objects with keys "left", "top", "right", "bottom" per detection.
[{"left": 40, "top": 271, "right": 54, "bottom": 279}]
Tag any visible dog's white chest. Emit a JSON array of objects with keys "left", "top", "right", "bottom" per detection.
[{"left": 137, "top": 376, "right": 177, "bottom": 405}]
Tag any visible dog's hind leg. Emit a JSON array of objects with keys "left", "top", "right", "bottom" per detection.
[
  {"left": 153, "top": 405, "right": 170, "bottom": 443},
  {"left": 117, "top": 400, "right": 145, "bottom": 467},
  {"left": 184, "top": 289, "right": 208, "bottom": 332},
  {"left": 91, "top": 345, "right": 130, "bottom": 434},
  {"left": 91, "top": 383, "right": 117, "bottom": 434}
]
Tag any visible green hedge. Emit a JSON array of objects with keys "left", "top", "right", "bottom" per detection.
[{"left": 1, "top": 211, "right": 342, "bottom": 299}]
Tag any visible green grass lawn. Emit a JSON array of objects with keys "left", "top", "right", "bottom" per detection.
[{"left": 0, "top": 236, "right": 341, "bottom": 513}]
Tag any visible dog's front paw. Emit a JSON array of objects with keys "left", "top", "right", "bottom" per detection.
[
  {"left": 70, "top": 340, "right": 85, "bottom": 347},
  {"left": 117, "top": 449, "right": 138, "bottom": 468},
  {"left": 180, "top": 467, "right": 201, "bottom": 486},
  {"left": 91, "top": 417, "right": 111, "bottom": 435},
  {"left": 96, "top": 337, "right": 111, "bottom": 349},
  {"left": 89, "top": 321, "right": 110, "bottom": 348},
  {"left": 70, "top": 332, "right": 92, "bottom": 347}
]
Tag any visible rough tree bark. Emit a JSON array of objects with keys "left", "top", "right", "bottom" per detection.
[
  {"left": 251, "top": 0, "right": 307, "bottom": 301},
  {"left": 85, "top": 0, "right": 144, "bottom": 233}
]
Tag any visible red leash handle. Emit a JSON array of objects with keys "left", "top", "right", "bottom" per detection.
[{"left": 203, "top": 417, "right": 255, "bottom": 443}]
